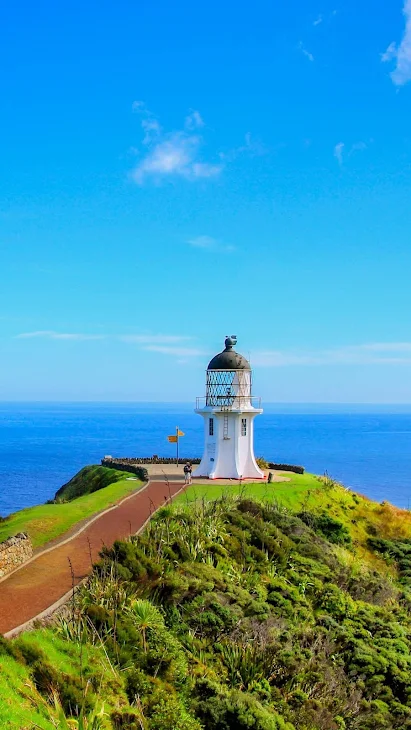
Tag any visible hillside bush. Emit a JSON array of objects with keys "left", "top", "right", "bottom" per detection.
[{"left": 297, "top": 511, "right": 352, "bottom": 545}]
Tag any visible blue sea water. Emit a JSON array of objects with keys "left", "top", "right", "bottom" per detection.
[{"left": 1, "top": 402, "right": 411, "bottom": 516}]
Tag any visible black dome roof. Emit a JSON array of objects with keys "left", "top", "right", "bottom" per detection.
[{"left": 207, "top": 337, "right": 251, "bottom": 371}]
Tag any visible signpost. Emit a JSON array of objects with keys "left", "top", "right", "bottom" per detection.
[{"left": 167, "top": 427, "right": 185, "bottom": 466}]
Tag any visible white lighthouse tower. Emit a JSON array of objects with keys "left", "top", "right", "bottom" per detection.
[{"left": 193, "top": 336, "right": 265, "bottom": 480}]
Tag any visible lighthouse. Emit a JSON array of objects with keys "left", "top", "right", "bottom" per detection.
[{"left": 193, "top": 336, "right": 265, "bottom": 480}]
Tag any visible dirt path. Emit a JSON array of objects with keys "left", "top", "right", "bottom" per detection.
[{"left": 0, "top": 480, "right": 184, "bottom": 636}]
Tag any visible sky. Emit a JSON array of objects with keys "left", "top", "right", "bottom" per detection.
[{"left": 1, "top": 0, "right": 411, "bottom": 403}]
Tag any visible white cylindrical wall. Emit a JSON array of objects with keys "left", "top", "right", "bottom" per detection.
[{"left": 193, "top": 408, "right": 264, "bottom": 480}]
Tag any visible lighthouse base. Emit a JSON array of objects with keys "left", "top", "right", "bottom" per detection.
[
  {"left": 192, "top": 407, "right": 264, "bottom": 481},
  {"left": 197, "top": 473, "right": 267, "bottom": 481}
]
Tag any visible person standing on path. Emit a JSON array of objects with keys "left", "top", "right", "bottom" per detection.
[{"left": 184, "top": 462, "right": 192, "bottom": 485}]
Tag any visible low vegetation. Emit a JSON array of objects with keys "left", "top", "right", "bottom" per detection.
[
  {"left": 3, "top": 481, "right": 411, "bottom": 728},
  {"left": 0, "top": 467, "right": 144, "bottom": 548},
  {"left": 180, "top": 472, "right": 411, "bottom": 563}
]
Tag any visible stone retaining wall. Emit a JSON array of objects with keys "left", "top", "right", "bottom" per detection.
[
  {"left": 0, "top": 533, "right": 33, "bottom": 578},
  {"left": 102, "top": 456, "right": 201, "bottom": 466}
]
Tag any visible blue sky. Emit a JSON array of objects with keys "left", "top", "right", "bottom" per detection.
[{"left": 1, "top": 0, "right": 411, "bottom": 402}]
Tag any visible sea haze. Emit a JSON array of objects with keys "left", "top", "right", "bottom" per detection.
[{"left": 1, "top": 402, "right": 411, "bottom": 516}]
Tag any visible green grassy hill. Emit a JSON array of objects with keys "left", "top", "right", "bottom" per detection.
[
  {"left": 54, "top": 465, "right": 129, "bottom": 502},
  {"left": 0, "top": 466, "right": 144, "bottom": 548},
  {"left": 3, "top": 481, "right": 411, "bottom": 728}
]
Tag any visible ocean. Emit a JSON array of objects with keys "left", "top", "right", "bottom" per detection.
[{"left": 1, "top": 402, "right": 411, "bottom": 516}]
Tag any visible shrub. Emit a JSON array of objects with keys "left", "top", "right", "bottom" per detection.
[
  {"left": 111, "top": 710, "right": 142, "bottom": 730},
  {"left": 195, "top": 690, "right": 295, "bottom": 729},
  {"left": 32, "top": 659, "right": 90, "bottom": 715},
  {"left": 146, "top": 688, "right": 202, "bottom": 730},
  {"left": 297, "top": 511, "right": 352, "bottom": 546}
]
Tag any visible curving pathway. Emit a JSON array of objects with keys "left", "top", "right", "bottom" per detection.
[{"left": 0, "top": 480, "right": 184, "bottom": 637}]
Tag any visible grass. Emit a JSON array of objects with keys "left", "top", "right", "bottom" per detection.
[
  {"left": 177, "top": 471, "right": 320, "bottom": 508},
  {"left": 0, "top": 474, "right": 143, "bottom": 549},
  {"left": 0, "top": 653, "right": 54, "bottom": 730}
]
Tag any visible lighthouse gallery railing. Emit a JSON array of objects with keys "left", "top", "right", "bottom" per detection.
[{"left": 195, "top": 396, "right": 262, "bottom": 410}]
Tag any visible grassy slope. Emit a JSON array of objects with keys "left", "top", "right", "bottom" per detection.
[
  {"left": 178, "top": 472, "right": 320, "bottom": 509},
  {"left": 0, "top": 467, "right": 143, "bottom": 548},
  {"left": 55, "top": 465, "right": 129, "bottom": 501},
  {"left": 0, "top": 629, "right": 124, "bottom": 729},
  {"left": 180, "top": 472, "right": 411, "bottom": 568}
]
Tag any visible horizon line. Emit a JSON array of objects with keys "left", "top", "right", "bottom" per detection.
[{"left": 1, "top": 400, "right": 411, "bottom": 407}]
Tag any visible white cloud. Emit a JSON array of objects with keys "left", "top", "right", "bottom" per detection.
[
  {"left": 187, "top": 235, "right": 235, "bottom": 253},
  {"left": 131, "top": 104, "right": 222, "bottom": 184},
  {"left": 334, "top": 142, "right": 344, "bottom": 165},
  {"left": 382, "top": 0, "right": 411, "bottom": 86},
  {"left": 313, "top": 14, "right": 323, "bottom": 26},
  {"left": 15, "top": 331, "right": 104, "bottom": 341},
  {"left": 299, "top": 42, "right": 314, "bottom": 62},
  {"left": 132, "top": 131, "right": 222, "bottom": 183},
  {"left": 252, "top": 343, "right": 411, "bottom": 367}
]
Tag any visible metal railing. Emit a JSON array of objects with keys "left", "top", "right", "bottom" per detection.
[{"left": 195, "top": 395, "right": 262, "bottom": 410}]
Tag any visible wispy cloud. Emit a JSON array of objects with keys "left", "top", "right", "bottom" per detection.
[
  {"left": 355, "top": 342, "right": 411, "bottom": 352},
  {"left": 187, "top": 235, "right": 235, "bottom": 253},
  {"left": 299, "top": 42, "right": 314, "bottom": 62},
  {"left": 334, "top": 140, "right": 370, "bottom": 165},
  {"left": 313, "top": 10, "right": 337, "bottom": 27},
  {"left": 141, "top": 345, "right": 204, "bottom": 357},
  {"left": 120, "top": 334, "right": 191, "bottom": 344},
  {"left": 15, "top": 331, "right": 105, "bottom": 341},
  {"left": 381, "top": 41, "right": 397, "bottom": 64},
  {"left": 120, "top": 333, "right": 203, "bottom": 358},
  {"left": 349, "top": 141, "right": 367, "bottom": 155},
  {"left": 252, "top": 343, "right": 411, "bottom": 367},
  {"left": 15, "top": 331, "right": 200, "bottom": 356},
  {"left": 334, "top": 142, "right": 345, "bottom": 165},
  {"left": 219, "top": 133, "right": 268, "bottom": 162},
  {"left": 131, "top": 103, "right": 223, "bottom": 184},
  {"left": 382, "top": 0, "right": 411, "bottom": 86},
  {"left": 185, "top": 110, "right": 204, "bottom": 131}
]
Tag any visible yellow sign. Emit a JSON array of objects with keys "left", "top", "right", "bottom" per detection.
[
  {"left": 177, "top": 430, "right": 185, "bottom": 437},
  {"left": 167, "top": 435, "right": 178, "bottom": 443}
]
